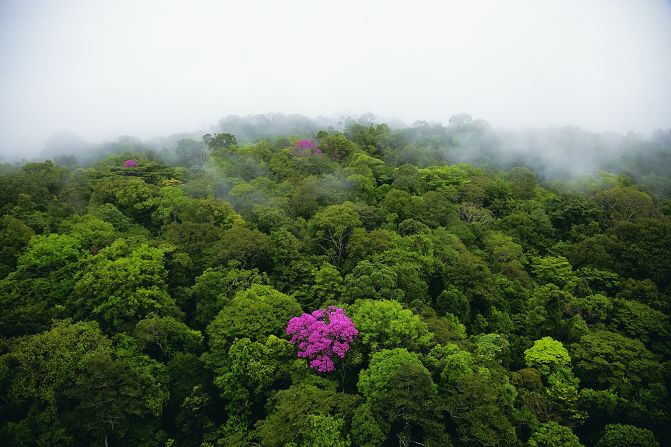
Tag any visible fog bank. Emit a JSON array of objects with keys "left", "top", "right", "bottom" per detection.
[{"left": 1, "top": 0, "right": 670, "bottom": 157}]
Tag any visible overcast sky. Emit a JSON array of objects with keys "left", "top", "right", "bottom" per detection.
[{"left": 1, "top": 0, "right": 671, "bottom": 155}]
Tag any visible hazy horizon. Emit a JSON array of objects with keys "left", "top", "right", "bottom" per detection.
[{"left": 1, "top": 0, "right": 671, "bottom": 157}]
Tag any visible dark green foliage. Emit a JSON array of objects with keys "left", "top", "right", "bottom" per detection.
[
  {"left": 0, "top": 215, "right": 34, "bottom": 277},
  {"left": 358, "top": 349, "right": 446, "bottom": 446},
  {"left": 436, "top": 286, "right": 470, "bottom": 321},
  {"left": 206, "top": 225, "right": 272, "bottom": 270},
  {"left": 254, "top": 382, "right": 359, "bottom": 447},
  {"left": 595, "top": 424, "right": 660, "bottom": 447},
  {"left": 0, "top": 321, "right": 169, "bottom": 446},
  {"left": 190, "top": 264, "right": 267, "bottom": 327},
  {"left": 342, "top": 261, "right": 404, "bottom": 303},
  {"left": 571, "top": 330, "right": 663, "bottom": 394},
  {"left": 444, "top": 368, "right": 518, "bottom": 446},
  {"left": 72, "top": 240, "right": 179, "bottom": 332},
  {"left": 0, "top": 233, "right": 87, "bottom": 337},
  {"left": 205, "top": 284, "right": 301, "bottom": 356}
]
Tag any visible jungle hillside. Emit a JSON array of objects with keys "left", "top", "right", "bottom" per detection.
[{"left": 1, "top": 116, "right": 670, "bottom": 447}]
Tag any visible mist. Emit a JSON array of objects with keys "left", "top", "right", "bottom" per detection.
[{"left": 1, "top": 0, "right": 671, "bottom": 159}]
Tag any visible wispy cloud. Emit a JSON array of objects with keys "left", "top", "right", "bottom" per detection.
[{"left": 1, "top": 0, "right": 670, "bottom": 156}]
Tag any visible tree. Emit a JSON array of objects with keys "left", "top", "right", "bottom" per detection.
[
  {"left": 616, "top": 278, "right": 665, "bottom": 311},
  {"left": 595, "top": 187, "right": 654, "bottom": 222},
  {"left": 457, "top": 202, "right": 495, "bottom": 224},
  {"left": 0, "top": 160, "right": 69, "bottom": 212},
  {"left": 286, "top": 307, "right": 358, "bottom": 372},
  {"left": 90, "top": 176, "right": 158, "bottom": 224},
  {"left": 380, "top": 189, "right": 418, "bottom": 223},
  {"left": 595, "top": 424, "right": 660, "bottom": 447},
  {"left": 436, "top": 286, "right": 470, "bottom": 322},
  {"left": 417, "top": 190, "right": 460, "bottom": 228},
  {"left": 377, "top": 248, "right": 433, "bottom": 306},
  {"left": 357, "top": 349, "right": 444, "bottom": 446},
  {"left": 422, "top": 310, "right": 468, "bottom": 343},
  {"left": 345, "top": 122, "right": 392, "bottom": 156},
  {"left": 212, "top": 335, "right": 294, "bottom": 414},
  {"left": 308, "top": 202, "right": 361, "bottom": 267},
  {"left": 12, "top": 232, "right": 83, "bottom": 276},
  {"left": 608, "top": 219, "right": 671, "bottom": 290},
  {"left": 418, "top": 165, "right": 470, "bottom": 193},
  {"left": 547, "top": 193, "right": 602, "bottom": 236},
  {"left": 0, "top": 233, "right": 86, "bottom": 337},
  {"left": 524, "top": 337, "right": 571, "bottom": 377},
  {"left": 531, "top": 256, "right": 575, "bottom": 288},
  {"left": 528, "top": 421, "right": 584, "bottom": 447},
  {"left": 189, "top": 264, "right": 267, "bottom": 327},
  {"left": 431, "top": 230, "right": 499, "bottom": 309},
  {"left": 508, "top": 167, "right": 538, "bottom": 200},
  {"left": 254, "top": 382, "right": 359, "bottom": 447},
  {"left": 206, "top": 225, "right": 272, "bottom": 270},
  {"left": 289, "top": 175, "right": 324, "bottom": 218},
  {"left": 161, "top": 221, "right": 223, "bottom": 274},
  {"left": 571, "top": 330, "right": 662, "bottom": 394},
  {"left": 444, "top": 368, "right": 519, "bottom": 447},
  {"left": 566, "top": 293, "right": 612, "bottom": 325},
  {"left": 524, "top": 337, "right": 584, "bottom": 425},
  {"left": 89, "top": 203, "right": 134, "bottom": 231},
  {"left": 150, "top": 186, "right": 192, "bottom": 226},
  {"left": 473, "top": 333, "right": 510, "bottom": 364},
  {"left": 172, "top": 384, "right": 216, "bottom": 446},
  {"left": 311, "top": 263, "right": 344, "bottom": 306},
  {"left": 424, "top": 343, "right": 476, "bottom": 389},
  {"left": 342, "top": 260, "right": 404, "bottom": 303},
  {"left": 482, "top": 230, "right": 528, "bottom": 281},
  {"left": 134, "top": 314, "right": 203, "bottom": 360},
  {"left": 524, "top": 284, "right": 575, "bottom": 339},
  {"left": 494, "top": 208, "right": 555, "bottom": 254},
  {"left": 203, "top": 132, "right": 237, "bottom": 150},
  {"left": 351, "top": 403, "right": 386, "bottom": 447},
  {"left": 0, "top": 215, "right": 34, "bottom": 277},
  {"left": 344, "top": 228, "right": 398, "bottom": 271},
  {"left": 59, "top": 214, "right": 117, "bottom": 250},
  {"left": 206, "top": 284, "right": 301, "bottom": 356},
  {"left": 73, "top": 240, "right": 178, "bottom": 332},
  {"left": 299, "top": 415, "right": 351, "bottom": 447},
  {"left": 609, "top": 299, "right": 668, "bottom": 347},
  {"left": 449, "top": 113, "right": 473, "bottom": 126},
  {"left": 0, "top": 321, "right": 169, "bottom": 446},
  {"left": 350, "top": 299, "right": 433, "bottom": 352},
  {"left": 2, "top": 116, "right": 671, "bottom": 447},
  {"left": 317, "top": 133, "right": 355, "bottom": 162}
]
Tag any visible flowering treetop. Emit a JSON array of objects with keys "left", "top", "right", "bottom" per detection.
[
  {"left": 292, "top": 139, "right": 323, "bottom": 157},
  {"left": 286, "top": 306, "right": 358, "bottom": 373},
  {"left": 122, "top": 159, "right": 139, "bottom": 168}
]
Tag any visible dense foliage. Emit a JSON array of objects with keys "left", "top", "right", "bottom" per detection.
[{"left": 1, "top": 117, "right": 670, "bottom": 446}]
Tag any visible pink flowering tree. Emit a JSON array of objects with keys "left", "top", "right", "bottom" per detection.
[
  {"left": 286, "top": 306, "right": 358, "bottom": 373},
  {"left": 122, "top": 159, "right": 138, "bottom": 168},
  {"left": 292, "top": 139, "right": 323, "bottom": 157}
]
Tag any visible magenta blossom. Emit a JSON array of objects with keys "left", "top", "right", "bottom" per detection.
[
  {"left": 122, "top": 159, "right": 138, "bottom": 168},
  {"left": 292, "top": 139, "right": 322, "bottom": 157},
  {"left": 295, "top": 139, "right": 317, "bottom": 150},
  {"left": 286, "top": 306, "right": 358, "bottom": 373}
]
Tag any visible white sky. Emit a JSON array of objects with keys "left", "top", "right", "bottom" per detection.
[{"left": 1, "top": 0, "right": 671, "bottom": 155}]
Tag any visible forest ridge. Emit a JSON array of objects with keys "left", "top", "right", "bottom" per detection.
[{"left": 0, "top": 117, "right": 670, "bottom": 447}]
